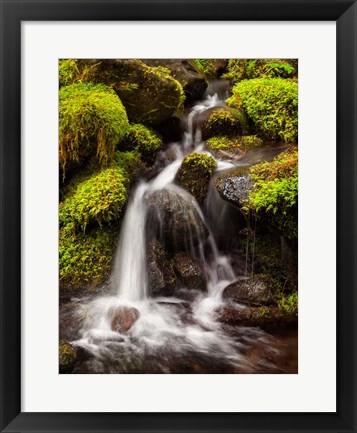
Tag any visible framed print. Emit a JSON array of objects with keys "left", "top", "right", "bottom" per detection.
[{"left": 1, "top": 0, "right": 356, "bottom": 432}]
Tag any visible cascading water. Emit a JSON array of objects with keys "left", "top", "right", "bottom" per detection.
[{"left": 66, "top": 84, "right": 289, "bottom": 374}]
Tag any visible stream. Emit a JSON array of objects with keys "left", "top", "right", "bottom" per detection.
[{"left": 60, "top": 81, "right": 298, "bottom": 374}]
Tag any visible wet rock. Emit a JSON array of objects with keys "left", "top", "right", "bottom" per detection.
[
  {"left": 111, "top": 307, "right": 140, "bottom": 333},
  {"left": 218, "top": 306, "right": 297, "bottom": 328},
  {"left": 173, "top": 252, "right": 206, "bottom": 291},
  {"left": 213, "top": 167, "right": 254, "bottom": 208},
  {"left": 146, "top": 188, "right": 209, "bottom": 253},
  {"left": 147, "top": 239, "right": 177, "bottom": 296},
  {"left": 76, "top": 59, "right": 183, "bottom": 126},
  {"left": 145, "top": 59, "right": 208, "bottom": 103},
  {"left": 59, "top": 340, "right": 77, "bottom": 373},
  {"left": 223, "top": 277, "right": 273, "bottom": 306}
]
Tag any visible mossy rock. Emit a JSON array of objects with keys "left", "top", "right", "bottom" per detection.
[
  {"left": 223, "top": 59, "right": 297, "bottom": 84},
  {"left": 120, "top": 124, "right": 163, "bottom": 164},
  {"left": 74, "top": 59, "right": 184, "bottom": 126},
  {"left": 206, "top": 135, "right": 263, "bottom": 152},
  {"left": 145, "top": 59, "right": 207, "bottom": 103},
  {"left": 59, "top": 340, "right": 77, "bottom": 373},
  {"left": 60, "top": 166, "right": 129, "bottom": 233},
  {"left": 201, "top": 108, "right": 249, "bottom": 140},
  {"left": 247, "top": 147, "right": 298, "bottom": 240},
  {"left": 59, "top": 224, "right": 118, "bottom": 295},
  {"left": 175, "top": 153, "right": 217, "bottom": 204},
  {"left": 59, "top": 82, "right": 129, "bottom": 175},
  {"left": 227, "top": 78, "right": 298, "bottom": 143}
]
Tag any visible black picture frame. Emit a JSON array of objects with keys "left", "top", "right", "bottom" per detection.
[{"left": 1, "top": 1, "right": 356, "bottom": 432}]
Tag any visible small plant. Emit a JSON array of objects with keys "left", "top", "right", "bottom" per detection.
[
  {"left": 277, "top": 291, "right": 298, "bottom": 314},
  {"left": 59, "top": 82, "right": 129, "bottom": 175}
]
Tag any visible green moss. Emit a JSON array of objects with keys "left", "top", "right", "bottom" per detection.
[
  {"left": 60, "top": 166, "right": 128, "bottom": 232},
  {"left": 114, "top": 150, "right": 146, "bottom": 180},
  {"left": 277, "top": 291, "right": 298, "bottom": 314},
  {"left": 120, "top": 124, "right": 163, "bottom": 163},
  {"left": 205, "top": 136, "right": 241, "bottom": 150},
  {"left": 59, "top": 82, "right": 129, "bottom": 175},
  {"left": 223, "top": 59, "right": 296, "bottom": 84},
  {"left": 227, "top": 78, "right": 298, "bottom": 142},
  {"left": 246, "top": 148, "right": 298, "bottom": 239},
  {"left": 206, "top": 135, "right": 263, "bottom": 151},
  {"left": 175, "top": 153, "right": 217, "bottom": 203},
  {"left": 59, "top": 59, "right": 80, "bottom": 87},
  {"left": 59, "top": 224, "right": 118, "bottom": 293},
  {"left": 59, "top": 340, "right": 77, "bottom": 372},
  {"left": 201, "top": 108, "right": 248, "bottom": 140}
]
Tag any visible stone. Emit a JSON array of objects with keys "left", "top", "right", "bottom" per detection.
[
  {"left": 223, "top": 277, "right": 273, "bottom": 306},
  {"left": 173, "top": 252, "right": 206, "bottom": 291},
  {"left": 111, "top": 307, "right": 140, "bottom": 333},
  {"left": 146, "top": 188, "right": 209, "bottom": 253}
]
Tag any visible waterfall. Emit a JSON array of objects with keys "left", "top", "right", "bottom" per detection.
[
  {"left": 68, "top": 88, "right": 283, "bottom": 375},
  {"left": 112, "top": 91, "right": 235, "bottom": 302}
]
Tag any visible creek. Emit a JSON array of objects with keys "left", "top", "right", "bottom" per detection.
[{"left": 60, "top": 81, "right": 297, "bottom": 374}]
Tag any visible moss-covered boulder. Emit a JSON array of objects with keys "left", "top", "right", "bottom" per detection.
[
  {"left": 206, "top": 135, "right": 263, "bottom": 154},
  {"left": 73, "top": 59, "right": 184, "bottom": 126},
  {"left": 227, "top": 78, "right": 298, "bottom": 142},
  {"left": 201, "top": 108, "right": 249, "bottom": 140},
  {"left": 247, "top": 147, "right": 298, "bottom": 240},
  {"left": 120, "top": 124, "right": 163, "bottom": 164},
  {"left": 59, "top": 224, "right": 118, "bottom": 295},
  {"left": 60, "top": 166, "right": 128, "bottom": 233},
  {"left": 59, "top": 82, "right": 129, "bottom": 175},
  {"left": 175, "top": 153, "right": 217, "bottom": 204},
  {"left": 59, "top": 340, "right": 77, "bottom": 373},
  {"left": 223, "top": 59, "right": 297, "bottom": 84},
  {"left": 145, "top": 59, "right": 207, "bottom": 103}
]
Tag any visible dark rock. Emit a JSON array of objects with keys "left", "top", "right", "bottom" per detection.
[
  {"left": 146, "top": 188, "right": 209, "bottom": 253},
  {"left": 223, "top": 277, "right": 273, "bottom": 306},
  {"left": 147, "top": 239, "right": 176, "bottom": 296},
  {"left": 59, "top": 340, "right": 77, "bottom": 373},
  {"left": 213, "top": 167, "right": 254, "bottom": 208},
  {"left": 218, "top": 306, "right": 297, "bottom": 328},
  {"left": 145, "top": 59, "right": 208, "bottom": 103},
  {"left": 111, "top": 307, "right": 140, "bottom": 333},
  {"left": 155, "top": 115, "right": 183, "bottom": 143},
  {"left": 76, "top": 59, "right": 183, "bottom": 126},
  {"left": 173, "top": 252, "right": 206, "bottom": 291}
]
